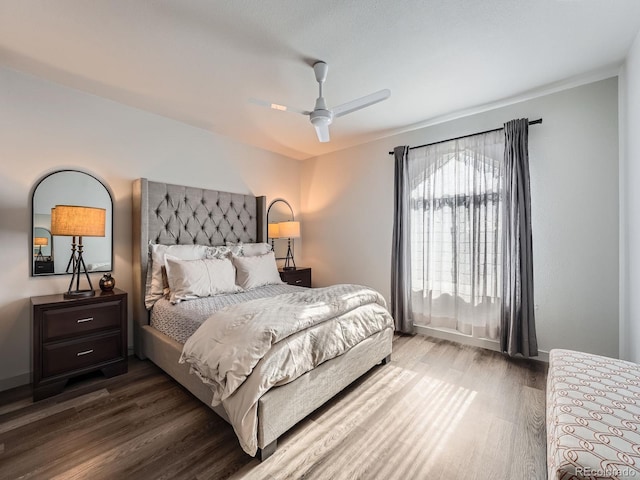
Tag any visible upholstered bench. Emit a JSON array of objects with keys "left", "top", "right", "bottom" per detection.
[{"left": 547, "top": 349, "right": 640, "bottom": 479}]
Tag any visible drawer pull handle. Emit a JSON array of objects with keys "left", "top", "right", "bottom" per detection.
[
  {"left": 76, "top": 349, "right": 94, "bottom": 357},
  {"left": 77, "top": 317, "right": 94, "bottom": 324}
]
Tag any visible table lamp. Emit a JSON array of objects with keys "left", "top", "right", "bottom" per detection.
[
  {"left": 278, "top": 221, "right": 300, "bottom": 270},
  {"left": 34, "top": 237, "right": 48, "bottom": 261},
  {"left": 268, "top": 223, "right": 281, "bottom": 250},
  {"left": 51, "top": 205, "right": 106, "bottom": 298}
]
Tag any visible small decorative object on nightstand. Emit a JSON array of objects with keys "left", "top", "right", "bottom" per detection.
[
  {"left": 99, "top": 273, "right": 115, "bottom": 292},
  {"left": 279, "top": 267, "right": 311, "bottom": 288},
  {"left": 31, "top": 288, "right": 128, "bottom": 401}
]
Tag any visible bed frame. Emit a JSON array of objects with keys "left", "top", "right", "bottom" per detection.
[{"left": 132, "top": 178, "right": 392, "bottom": 460}]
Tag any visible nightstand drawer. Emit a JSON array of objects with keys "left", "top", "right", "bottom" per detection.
[
  {"left": 34, "top": 261, "right": 54, "bottom": 274},
  {"left": 287, "top": 272, "right": 309, "bottom": 286},
  {"left": 43, "top": 300, "right": 122, "bottom": 341},
  {"left": 279, "top": 268, "right": 311, "bottom": 288},
  {"left": 42, "top": 333, "right": 122, "bottom": 378}
]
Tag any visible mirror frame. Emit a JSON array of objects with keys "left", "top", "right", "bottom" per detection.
[
  {"left": 31, "top": 169, "right": 114, "bottom": 277},
  {"left": 267, "top": 198, "right": 295, "bottom": 261}
]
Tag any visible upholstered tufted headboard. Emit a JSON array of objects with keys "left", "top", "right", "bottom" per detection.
[{"left": 132, "top": 178, "right": 266, "bottom": 356}]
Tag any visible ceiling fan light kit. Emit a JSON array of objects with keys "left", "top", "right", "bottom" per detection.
[{"left": 258, "top": 61, "right": 390, "bottom": 143}]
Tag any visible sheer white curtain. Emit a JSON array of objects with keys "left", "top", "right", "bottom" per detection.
[{"left": 409, "top": 130, "right": 504, "bottom": 339}]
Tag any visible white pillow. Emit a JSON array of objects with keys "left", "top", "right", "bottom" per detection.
[
  {"left": 231, "top": 251, "right": 284, "bottom": 290},
  {"left": 164, "top": 255, "right": 242, "bottom": 304},
  {"left": 226, "top": 241, "right": 272, "bottom": 257},
  {"left": 145, "top": 244, "right": 209, "bottom": 309}
]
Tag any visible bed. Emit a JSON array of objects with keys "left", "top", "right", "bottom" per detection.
[
  {"left": 132, "top": 178, "right": 393, "bottom": 460},
  {"left": 547, "top": 349, "right": 640, "bottom": 479}
]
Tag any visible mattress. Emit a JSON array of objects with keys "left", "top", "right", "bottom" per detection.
[
  {"left": 150, "top": 284, "right": 303, "bottom": 344},
  {"left": 547, "top": 349, "right": 640, "bottom": 480}
]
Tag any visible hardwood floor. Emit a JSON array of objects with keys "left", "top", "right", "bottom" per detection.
[{"left": 0, "top": 335, "right": 548, "bottom": 479}]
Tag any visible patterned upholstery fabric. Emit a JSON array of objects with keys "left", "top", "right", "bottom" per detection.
[
  {"left": 147, "top": 181, "right": 258, "bottom": 246},
  {"left": 547, "top": 349, "right": 640, "bottom": 480}
]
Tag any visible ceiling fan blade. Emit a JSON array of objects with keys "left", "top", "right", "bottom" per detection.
[
  {"left": 249, "top": 98, "right": 311, "bottom": 115},
  {"left": 332, "top": 89, "right": 391, "bottom": 118},
  {"left": 314, "top": 123, "right": 331, "bottom": 143}
]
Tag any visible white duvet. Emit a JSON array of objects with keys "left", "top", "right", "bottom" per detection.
[{"left": 179, "top": 284, "right": 394, "bottom": 455}]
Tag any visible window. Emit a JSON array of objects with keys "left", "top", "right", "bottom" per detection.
[{"left": 408, "top": 131, "right": 504, "bottom": 339}]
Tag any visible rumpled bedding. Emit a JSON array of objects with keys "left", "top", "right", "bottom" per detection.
[{"left": 179, "top": 284, "right": 394, "bottom": 455}]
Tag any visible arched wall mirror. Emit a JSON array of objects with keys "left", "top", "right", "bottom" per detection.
[
  {"left": 31, "top": 170, "right": 113, "bottom": 276},
  {"left": 267, "top": 198, "right": 295, "bottom": 261}
]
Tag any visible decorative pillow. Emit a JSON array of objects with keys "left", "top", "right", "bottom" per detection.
[
  {"left": 231, "top": 251, "right": 284, "bottom": 290},
  {"left": 164, "top": 255, "right": 242, "bottom": 304},
  {"left": 144, "top": 244, "right": 209, "bottom": 309},
  {"left": 226, "top": 241, "right": 272, "bottom": 257},
  {"left": 206, "top": 244, "right": 242, "bottom": 259}
]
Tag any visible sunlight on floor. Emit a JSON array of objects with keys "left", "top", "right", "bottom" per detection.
[
  {"left": 233, "top": 361, "right": 480, "bottom": 480},
  {"left": 374, "top": 374, "right": 478, "bottom": 479}
]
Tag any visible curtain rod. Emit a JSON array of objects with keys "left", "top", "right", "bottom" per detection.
[{"left": 387, "top": 118, "right": 542, "bottom": 155}]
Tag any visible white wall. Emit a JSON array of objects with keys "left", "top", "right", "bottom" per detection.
[
  {"left": 620, "top": 31, "right": 640, "bottom": 362},
  {"left": 302, "top": 78, "right": 619, "bottom": 359},
  {"left": 0, "top": 66, "right": 301, "bottom": 390}
]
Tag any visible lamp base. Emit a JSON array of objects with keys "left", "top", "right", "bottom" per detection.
[
  {"left": 283, "top": 238, "right": 296, "bottom": 271},
  {"left": 63, "top": 237, "right": 95, "bottom": 299},
  {"left": 63, "top": 289, "right": 95, "bottom": 299}
]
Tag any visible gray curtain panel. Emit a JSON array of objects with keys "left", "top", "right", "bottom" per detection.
[
  {"left": 391, "top": 146, "right": 413, "bottom": 334},
  {"left": 501, "top": 119, "right": 538, "bottom": 357}
]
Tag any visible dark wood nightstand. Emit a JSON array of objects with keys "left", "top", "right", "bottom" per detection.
[
  {"left": 34, "top": 260, "right": 54, "bottom": 274},
  {"left": 279, "top": 267, "right": 312, "bottom": 288},
  {"left": 31, "top": 288, "right": 128, "bottom": 401}
]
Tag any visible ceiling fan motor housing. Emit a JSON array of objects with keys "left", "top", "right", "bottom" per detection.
[{"left": 310, "top": 109, "right": 333, "bottom": 127}]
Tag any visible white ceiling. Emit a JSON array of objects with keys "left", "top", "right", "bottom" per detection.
[{"left": 1, "top": 1, "right": 639, "bottom": 160}]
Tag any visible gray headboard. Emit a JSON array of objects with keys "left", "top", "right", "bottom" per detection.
[{"left": 132, "top": 178, "right": 266, "bottom": 357}]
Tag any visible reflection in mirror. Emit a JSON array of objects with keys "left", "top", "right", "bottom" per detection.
[
  {"left": 32, "top": 170, "right": 113, "bottom": 276},
  {"left": 33, "top": 227, "right": 52, "bottom": 258},
  {"left": 33, "top": 227, "right": 54, "bottom": 274},
  {"left": 267, "top": 199, "right": 294, "bottom": 260}
]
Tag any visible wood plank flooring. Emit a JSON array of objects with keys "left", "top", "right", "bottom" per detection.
[{"left": 0, "top": 335, "right": 548, "bottom": 479}]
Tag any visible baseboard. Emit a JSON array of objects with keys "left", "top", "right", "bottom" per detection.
[
  {"left": 0, "top": 372, "right": 32, "bottom": 392},
  {"left": 414, "top": 324, "right": 549, "bottom": 362}
]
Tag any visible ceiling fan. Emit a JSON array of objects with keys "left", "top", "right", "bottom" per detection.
[{"left": 254, "top": 61, "right": 391, "bottom": 143}]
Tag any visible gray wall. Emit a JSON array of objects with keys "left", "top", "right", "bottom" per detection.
[
  {"left": 0, "top": 66, "right": 302, "bottom": 390},
  {"left": 301, "top": 78, "right": 620, "bottom": 359}
]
